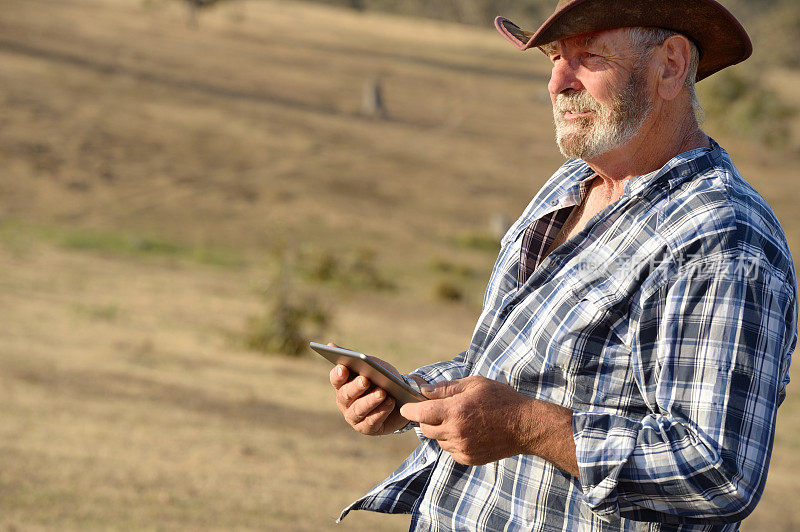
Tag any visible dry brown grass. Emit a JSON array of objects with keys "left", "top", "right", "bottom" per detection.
[{"left": 0, "top": 0, "right": 798, "bottom": 530}]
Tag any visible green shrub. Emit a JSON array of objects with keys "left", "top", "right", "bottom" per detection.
[
  {"left": 433, "top": 280, "right": 464, "bottom": 302},
  {"left": 429, "top": 258, "right": 478, "bottom": 278},
  {"left": 299, "top": 247, "right": 395, "bottom": 291},
  {"left": 243, "top": 283, "right": 329, "bottom": 357},
  {"left": 700, "top": 68, "right": 796, "bottom": 148}
]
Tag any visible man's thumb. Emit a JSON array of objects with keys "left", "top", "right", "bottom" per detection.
[{"left": 421, "top": 379, "right": 467, "bottom": 400}]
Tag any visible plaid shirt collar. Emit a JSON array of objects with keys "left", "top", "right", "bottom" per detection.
[{"left": 502, "top": 140, "right": 719, "bottom": 249}]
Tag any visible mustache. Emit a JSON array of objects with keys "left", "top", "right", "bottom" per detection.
[{"left": 553, "top": 90, "right": 602, "bottom": 114}]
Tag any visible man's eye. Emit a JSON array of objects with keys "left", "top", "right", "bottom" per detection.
[{"left": 582, "top": 53, "right": 603, "bottom": 65}]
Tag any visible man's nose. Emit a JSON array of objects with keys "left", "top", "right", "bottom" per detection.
[{"left": 548, "top": 59, "right": 583, "bottom": 96}]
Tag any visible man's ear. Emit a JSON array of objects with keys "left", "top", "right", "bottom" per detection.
[{"left": 655, "top": 35, "right": 692, "bottom": 101}]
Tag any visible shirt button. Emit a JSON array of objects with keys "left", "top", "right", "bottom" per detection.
[{"left": 549, "top": 200, "right": 558, "bottom": 206}]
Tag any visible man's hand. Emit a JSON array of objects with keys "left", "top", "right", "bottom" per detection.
[
  {"left": 328, "top": 343, "right": 415, "bottom": 435},
  {"left": 400, "top": 376, "right": 579, "bottom": 476}
]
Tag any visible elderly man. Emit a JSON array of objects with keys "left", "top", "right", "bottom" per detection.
[{"left": 330, "top": 0, "right": 797, "bottom": 529}]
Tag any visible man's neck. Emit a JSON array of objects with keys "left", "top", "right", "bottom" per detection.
[{"left": 584, "top": 108, "right": 709, "bottom": 185}]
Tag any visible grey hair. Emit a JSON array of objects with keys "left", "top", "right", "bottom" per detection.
[{"left": 626, "top": 27, "right": 704, "bottom": 124}]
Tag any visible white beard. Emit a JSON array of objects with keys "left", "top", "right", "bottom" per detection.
[{"left": 553, "top": 63, "right": 652, "bottom": 160}]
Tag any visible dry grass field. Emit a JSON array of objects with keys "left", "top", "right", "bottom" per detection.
[{"left": 0, "top": 0, "right": 798, "bottom": 530}]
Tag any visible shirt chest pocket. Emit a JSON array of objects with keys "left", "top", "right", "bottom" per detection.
[{"left": 534, "top": 286, "right": 636, "bottom": 409}]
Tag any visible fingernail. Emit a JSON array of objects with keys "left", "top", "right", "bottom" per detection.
[
  {"left": 420, "top": 384, "right": 434, "bottom": 394},
  {"left": 337, "top": 366, "right": 344, "bottom": 377}
]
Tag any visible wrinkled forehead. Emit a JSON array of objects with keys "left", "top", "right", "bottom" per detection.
[{"left": 538, "top": 28, "right": 631, "bottom": 56}]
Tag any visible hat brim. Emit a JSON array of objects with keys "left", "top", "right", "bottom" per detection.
[{"left": 495, "top": 0, "right": 752, "bottom": 81}]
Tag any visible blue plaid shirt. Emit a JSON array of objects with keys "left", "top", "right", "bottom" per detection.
[{"left": 339, "top": 140, "right": 797, "bottom": 531}]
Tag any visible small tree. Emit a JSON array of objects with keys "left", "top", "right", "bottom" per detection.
[{"left": 243, "top": 259, "right": 330, "bottom": 357}]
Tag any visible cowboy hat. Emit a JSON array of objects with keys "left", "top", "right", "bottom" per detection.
[{"left": 495, "top": 0, "right": 752, "bottom": 81}]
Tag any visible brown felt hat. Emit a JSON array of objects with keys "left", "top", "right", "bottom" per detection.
[{"left": 495, "top": 0, "right": 752, "bottom": 81}]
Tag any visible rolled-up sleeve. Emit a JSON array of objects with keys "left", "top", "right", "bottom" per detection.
[{"left": 573, "top": 256, "right": 797, "bottom": 524}]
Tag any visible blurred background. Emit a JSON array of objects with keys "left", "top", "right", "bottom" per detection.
[{"left": 1, "top": 0, "right": 798, "bottom": 529}]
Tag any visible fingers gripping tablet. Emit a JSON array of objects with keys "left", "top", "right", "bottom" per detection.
[{"left": 310, "top": 342, "right": 427, "bottom": 405}]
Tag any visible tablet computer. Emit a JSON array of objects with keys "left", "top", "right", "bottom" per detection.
[{"left": 310, "top": 341, "right": 427, "bottom": 405}]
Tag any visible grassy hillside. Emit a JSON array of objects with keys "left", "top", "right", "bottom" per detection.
[{"left": 0, "top": 0, "right": 798, "bottom": 530}]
